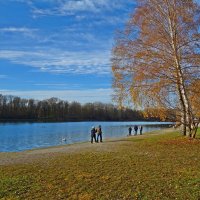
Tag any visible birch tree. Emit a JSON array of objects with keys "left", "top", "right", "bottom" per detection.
[{"left": 112, "top": 0, "right": 200, "bottom": 137}]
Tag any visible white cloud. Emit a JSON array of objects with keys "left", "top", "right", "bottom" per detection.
[
  {"left": 0, "top": 27, "right": 38, "bottom": 39},
  {"left": 13, "top": 0, "right": 135, "bottom": 17},
  {"left": 0, "top": 27, "right": 37, "bottom": 33},
  {"left": 0, "top": 49, "right": 111, "bottom": 75},
  {"left": 62, "top": 0, "right": 98, "bottom": 12},
  {"left": 0, "top": 88, "right": 112, "bottom": 103},
  {"left": 32, "top": 83, "right": 82, "bottom": 89},
  {"left": 31, "top": 0, "right": 112, "bottom": 16},
  {"left": 33, "top": 83, "right": 69, "bottom": 86},
  {"left": 0, "top": 75, "right": 7, "bottom": 79}
]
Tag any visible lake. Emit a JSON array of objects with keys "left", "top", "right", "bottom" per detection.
[{"left": 0, "top": 121, "right": 173, "bottom": 152}]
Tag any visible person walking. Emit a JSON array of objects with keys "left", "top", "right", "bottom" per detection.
[
  {"left": 128, "top": 126, "right": 132, "bottom": 136},
  {"left": 140, "top": 126, "right": 143, "bottom": 135},
  {"left": 91, "top": 126, "right": 96, "bottom": 143},
  {"left": 134, "top": 125, "right": 138, "bottom": 135},
  {"left": 96, "top": 125, "right": 103, "bottom": 143}
]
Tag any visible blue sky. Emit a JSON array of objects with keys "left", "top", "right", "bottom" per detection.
[{"left": 0, "top": 0, "right": 136, "bottom": 103}]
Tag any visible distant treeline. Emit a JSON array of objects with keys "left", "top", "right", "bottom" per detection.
[{"left": 0, "top": 94, "right": 149, "bottom": 122}]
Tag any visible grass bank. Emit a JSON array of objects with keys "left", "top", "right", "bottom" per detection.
[{"left": 0, "top": 129, "right": 200, "bottom": 200}]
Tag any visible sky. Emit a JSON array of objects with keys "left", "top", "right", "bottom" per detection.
[{"left": 0, "top": 0, "right": 136, "bottom": 103}]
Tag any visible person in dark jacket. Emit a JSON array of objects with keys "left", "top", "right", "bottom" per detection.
[
  {"left": 134, "top": 125, "right": 138, "bottom": 135},
  {"left": 128, "top": 126, "right": 132, "bottom": 136},
  {"left": 96, "top": 125, "right": 103, "bottom": 143},
  {"left": 140, "top": 126, "right": 143, "bottom": 135},
  {"left": 91, "top": 126, "right": 96, "bottom": 143}
]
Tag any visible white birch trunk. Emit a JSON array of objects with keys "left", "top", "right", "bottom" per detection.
[{"left": 167, "top": 5, "right": 193, "bottom": 136}]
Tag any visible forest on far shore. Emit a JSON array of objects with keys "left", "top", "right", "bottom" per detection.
[{"left": 0, "top": 94, "right": 154, "bottom": 122}]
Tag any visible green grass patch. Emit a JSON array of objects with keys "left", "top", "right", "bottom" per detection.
[{"left": 0, "top": 130, "right": 200, "bottom": 199}]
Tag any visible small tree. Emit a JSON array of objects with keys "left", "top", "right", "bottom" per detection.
[{"left": 112, "top": 0, "right": 200, "bottom": 137}]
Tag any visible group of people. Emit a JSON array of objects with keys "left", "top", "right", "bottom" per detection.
[
  {"left": 90, "top": 125, "right": 103, "bottom": 143},
  {"left": 90, "top": 124, "right": 143, "bottom": 143},
  {"left": 128, "top": 125, "right": 143, "bottom": 136}
]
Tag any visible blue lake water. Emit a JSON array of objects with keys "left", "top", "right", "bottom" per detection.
[{"left": 0, "top": 121, "right": 173, "bottom": 152}]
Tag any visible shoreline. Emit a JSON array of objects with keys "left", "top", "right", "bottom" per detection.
[
  {"left": 0, "top": 128, "right": 175, "bottom": 166},
  {"left": 1, "top": 127, "right": 174, "bottom": 153}
]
